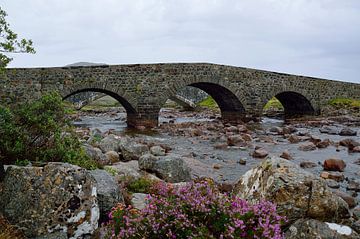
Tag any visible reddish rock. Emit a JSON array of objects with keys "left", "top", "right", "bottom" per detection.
[
  {"left": 323, "top": 158, "right": 346, "bottom": 172},
  {"left": 298, "top": 142, "right": 317, "bottom": 151},
  {"left": 283, "top": 126, "right": 297, "bottom": 135},
  {"left": 339, "top": 138, "right": 360, "bottom": 150},
  {"left": 280, "top": 150, "right": 292, "bottom": 160},
  {"left": 353, "top": 146, "right": 360, "bottom": 153},
  {"left": 260, "top": 136, "right": 275, "bottom": 144},
  {"left": 333, "top": 190, "right": 357, "bottom": 208},
  {"left": 310, "top": 135, "right": 321, "bottom": 144},
  {"left": 213, "top": 164, "right": 222, "bottom": 169},
  {"left": 227, "top": 135, "right": 245, "bottom": 146},
  {"left": 320, "top": 171, "right": 345, "bottom": 182},
  {"left": 316, "top": 139, "right": 331, "bottom": 149},
  {"left": 226, "top": 126, "right": 238, "bottom": 133},
  {"left": 241, "top": 133, "right": 252, "bottom": 142},
  {"left": 237, "top": 125, "right": 248, "bottom": 133},
  {"left": 252, "top": 148, "right": 269, "bottom": 158},
  {"left": 288, "top": 134, "right": 301, "bottom": 144}
]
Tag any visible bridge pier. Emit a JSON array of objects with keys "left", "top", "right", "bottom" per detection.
[{"left": 127, "top": 113, "right": 159, "bottom": 128}]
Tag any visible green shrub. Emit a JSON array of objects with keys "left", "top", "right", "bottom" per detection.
[
  {"left": 0, "top": 92, "right": 97, "bottom": 170},
  {"left": 328, "top": 98, "right": 360, "bottom": 108},
  {"left": 197, "top": 96, "right": 219, "bottom": 109},
  {"left": 127, "top": 176, "right": 155, "bottom": 193},
  {"left": 264, "top": 97, "right": 284, "bottom": 111}
]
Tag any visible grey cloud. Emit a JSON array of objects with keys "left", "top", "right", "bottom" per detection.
[{"left": 2, "top": 0, "right": 360, "bottom": 83}]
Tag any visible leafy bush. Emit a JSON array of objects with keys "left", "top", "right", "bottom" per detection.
[
  {"left": 126, "top": 176, "right": 156, "bottom": 194},
  {"left": 0, "top": 92, "right": 97, "bottom": 169},
  {"left": 104, "top": 181, "right": 285, "bottom": 238},
  {"left": 197, "top": 96, "right": 219, "bottom": 110},
  {"left": 264, "top": 97, "right": 284, "bottom": 111}
]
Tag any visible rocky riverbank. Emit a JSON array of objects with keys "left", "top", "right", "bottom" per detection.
[{"left": 1, "top": 107, "right": 360, "bottom": 238}]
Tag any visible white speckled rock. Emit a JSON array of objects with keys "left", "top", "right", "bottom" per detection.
[
  {"left": 285, "top": 219, "right": 359, "bottom": 239},
  {"left": 0, "top": 163, "right": 99, "bottom": 238},
  {"left": 233, "top": 157, "right": 350, "bottom": 226}
]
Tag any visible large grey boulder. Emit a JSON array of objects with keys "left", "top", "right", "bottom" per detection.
[
  {"left": 139, "top": 154, "right": 191, "bottom": 183},
  {"left": 0, "top": 163, "right": 99, "bottom": 239},
  {"left": 233, "top": 157, "right": 350, "bottom": 226},
  {"left": 89, "top": 169, "right": 123, "bottom": 222},
  {"left": 104, "top": 161, "right": 141, "bottom": 180},
  {"left": 98, "top": 134, "right": 121, "bottom": 153},
  {"left": 119, "top": 140, "right": 149, "bottom": 161},
  {"left": 285, "top": 219, "right": 359, "bottom": 239},
  {"left": 83, "top": 144, "right": 109, "bottom": 165}
]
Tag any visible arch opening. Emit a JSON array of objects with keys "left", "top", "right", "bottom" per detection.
[
  {"left": 63, "top": 88, "right": 137, "bottom": 131},
  {"left": 159, "top": 83, "right": 246, "bottom": 124},
  {"left": 263, "top": 91, "right": 315, "bottom": 118}
]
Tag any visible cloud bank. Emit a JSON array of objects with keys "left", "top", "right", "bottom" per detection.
[{"left": 2, "top": 0, "right": 360, "bottom": 83}]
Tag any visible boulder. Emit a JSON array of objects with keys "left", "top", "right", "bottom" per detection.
[
  {"left": 119, "top": 140, "right": 149, "bottom": 161},
  {"left": 150, "top": 146, "right": 166, "bottom": 156},
  {"left": 320, "top": 171, "right": 345, "bottom": 182},
  {"left": 104, "top": 161, "right": 141, "bottom": 180},
  {"left": 89, "top": 170, "right": 124, "bottom": 222},
  {"left": 138, "top": 153, "right": 159, "bottom": 171},
  {"left": 140, "top": 154, "right": 191, "bottom": 183},
  {"left": 83, "top": 144, "right": 109, "bottom": 165},
  {"left": 252, "top": 148, "right": 269, "bottom": 158},
  {"left": 347, "top": 180, "right": 360, "bottom": 192},
  {"left": 339, "top": 128, "right": 357, "bottom": 136},
  {"left": 339, "top": 139, "right": 360, "bottom": 150},
  {"left": 233, "top": 157, "right": 350, "bottom": 225},
  {"left": 285, "top": 219, "right": 359, "bottom": 239},
  {"left": 320, "top": 126, "right": 339, "bottom": 135},
  {"left": 288, "top": 134, "right": 301, "bottom": 144},
  {"left": 98, "top": 134, "right": 121, "bottom": 153},
  {"left": 131, "top": 193, "right": 148, "bottom": 210},
  {"left": 227, "top": 135, "right": 245, "bottom": 146},
  {"left": 333, "top": 190, "right": 357, "bottom": 209},
  {"left": 324, "top": 158, "right": 346, "bottom": 172},
  {"left": 353, "top": 146, "right": 360, "bottom": 153},
  {"left": 280, "top": 150, "right": 292, "bottom": 160},
  {"left": 105, "top": 151, "right": 120, "bottom": 164},
  {"left": 298, "top": 142, "right": 317, "bottom": 151},
  {"left": 316, "top": 139, "right": 331, "bottom": 148},
  {"left": 0, "top": 163, "right": 99, "bottom": 238}
]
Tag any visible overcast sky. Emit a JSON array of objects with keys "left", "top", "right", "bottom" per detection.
[{"left": 2, "top": 0, "right": 360, "bottom": 83}]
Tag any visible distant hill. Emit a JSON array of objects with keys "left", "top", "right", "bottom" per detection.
[{"left": 65, "top": 62, "right": 108, "bottom": 67}]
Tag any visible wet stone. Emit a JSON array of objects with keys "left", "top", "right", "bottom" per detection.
[
  {"left": 326, "top": 179, "right": 340, "bottom": 189},
  {"left": 347, "top": 180, "right": 360, "bottom": 192},
  {"left": 320, "top": 171, "right": 345, "bottom": 182},
  {"left": 298, "top": 142, "right": 317, "bottom": 151},
  {"left": 324, "top": 158, "right": 346, "bottom": 172},
  {"left": 300, "top": 161, "right": 317, "bottom": 168}
]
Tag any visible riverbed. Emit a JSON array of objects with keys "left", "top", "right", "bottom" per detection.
[{"left": 72, "top": 107, "right": 360, "bottom": 201}]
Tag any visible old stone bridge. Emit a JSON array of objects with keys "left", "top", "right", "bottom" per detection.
[{"left": 1, "top": 63, "right": 359, "bottom": 127}]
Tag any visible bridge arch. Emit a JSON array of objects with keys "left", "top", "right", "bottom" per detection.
[
  {"left": 159, "top": 77, "right": 247, "bottom": 124},
  {"left": 262, "top": 91, "right": 316, "bottom": 117}
]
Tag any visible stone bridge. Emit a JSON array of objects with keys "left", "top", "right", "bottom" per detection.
[{"left": 1, "top": 63, "right": 359, "bottom": 127}]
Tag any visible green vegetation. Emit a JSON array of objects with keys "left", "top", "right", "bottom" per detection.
[
  {"left": 264, "top": 97, "right": 284, "bottom": 110},
  {"left": 0, "top": 92, "right": 98, "bottom": 174},
  {"left": 0, "top": 7, "right": 35, "bottom": 69},
  {"left": 197, "top": 96, "right": 219, "bottom": 109},
  {"left": 126, "top": 176, "right": 156, "bottom": 193},
  {"left": 328, "top": 98, "right": 360, "bottom": 108}
]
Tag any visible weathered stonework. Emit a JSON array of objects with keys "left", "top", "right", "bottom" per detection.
[{"left": 0, "top": 63, "right": 359, "bottom": 127}]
